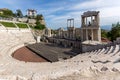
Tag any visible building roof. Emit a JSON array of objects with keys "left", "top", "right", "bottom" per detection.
[
  {"left": 82, "top": 11, "right": 99, "bottom": 17},
  {"left": 27, "top": 9, "right": 37, "bottom": 12}
]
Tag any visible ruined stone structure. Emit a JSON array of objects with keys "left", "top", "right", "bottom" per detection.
[
  {"left": 56, "top": 11, "right": 101, "bottom": 43},
  {"left": 49, "top": 11, "right": 101, "bottom": 50},
  {"left": 67, "top": 19, "right": 76, "bottom": 39},
  {"left": 81, "top": 11, "right": 101, "bottom": 42},
  {"left": 48, "top": 19, "right": 82, "bottom": 51}
]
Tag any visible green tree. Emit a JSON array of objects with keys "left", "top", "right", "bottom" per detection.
[
  {"left": 16, "top": 9, "right": 23, "bottom": 18},
  {"left": 107, "top": 31, "right": 112, "bottom": 40},
  {"left": 36, "top": 14, "right": 43, "bottom": 21},
  {"left": 0, "top": 9, "right": 14, "bottom": 18},
  {"left": 109, "top": 22, "right": 120, "bottom": 41},
  {"left": 101, "top": 29, "right": 108, "bottom": 38},
  {"left": 3, "top": 9, "right": 13, "bottom": 16},
  {"left": 34, "top": 14, "right": 46, "bottom": 30}
]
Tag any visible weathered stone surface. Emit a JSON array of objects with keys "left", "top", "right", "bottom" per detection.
[{"left": 101, "top": 66, "right": 108, "bottom": 71}]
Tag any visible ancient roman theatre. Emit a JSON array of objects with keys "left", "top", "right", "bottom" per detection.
[{"left": 0, "top": 11, "right": 120, "bottom": 80}]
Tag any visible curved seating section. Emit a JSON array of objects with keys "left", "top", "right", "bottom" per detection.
[
  {"left": 9, "top": 30, "right": 36, "bottom": 43},
  {"left": 1, "top": 28, "right": 120, "bottom": 80}
]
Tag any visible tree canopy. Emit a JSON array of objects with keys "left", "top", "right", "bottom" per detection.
[
  {"left": 16, "top": 9, "right": 23, "bottom": 18},
  {"left": 36, "top": 14, "right": 43, "bottom": 21},
  {"left": 34, "top": 14, "right": 46, "bottom": 30},
  {"left": 108, "top": 22, "right": 120, "bottom": 41},
  {"left": 0, "top": 9, "right": 14, "bottom": 18},
  {"left": 101, "top": 29, "right": 108, "bottom": 38},
  {"left": 101, "top": 22, "right": 120, "bottom": 41}
]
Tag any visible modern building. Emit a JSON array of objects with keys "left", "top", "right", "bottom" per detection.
[{"left": 27, "top": 9, "right": 37, "bottom": 18}]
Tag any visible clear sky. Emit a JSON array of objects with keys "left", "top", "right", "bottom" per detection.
[{"left": 0, "top": 0, "right": 120, "bottom": 29}]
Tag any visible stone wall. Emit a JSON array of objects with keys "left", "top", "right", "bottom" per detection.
[{"left": 82, "top": 39, "right": 120, "bottom": 52}]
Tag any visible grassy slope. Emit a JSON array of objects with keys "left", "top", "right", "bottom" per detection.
[
  {"left": 0, "top": 21, "right": 16, "bottom": 27},
  {"left": 16, "top": 23, "right": 28, "bottom": 28}
]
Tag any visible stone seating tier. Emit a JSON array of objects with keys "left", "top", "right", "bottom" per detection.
[{"left": 1, "top": 28, "right": 120, "bottom": 79}]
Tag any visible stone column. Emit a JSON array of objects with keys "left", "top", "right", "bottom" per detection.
[
  {"left": 91, "top": 29, "right": 93, "bottom": 41},
  {"left": 72, "top": 19, "right": 74, "bottom": 27},
  {"left": 95, "top": 16, "right": 97, "bottom": 26},
  {"left": 83, "top": 17, "right": 85, "bottom": 26},
  {"left": 81, "top": 29, "right": 83, "bottom": 41},
  {"left": 86, "top": 29, "right": 88, "bottom": 40},
  {"left": 67, "top": 20, "right": 68, "bottom": 27},
  {"left": 95, "top": 15, "right": 99, "bottom": 27},
  {"left": 98, "top": 28, "right": 101, "bottom": 42},
  {"left": 81, "top": 16, "right": 83, "bottom": 27},
  {"left": 70, "top": 20, "right": 71, "bottom": 27},
  {"left": 91, "top": 16, "right": 93, "bottom": 24},
  {"left": 97, "top": 13, "right": 100, "bottom": 26},
  {"left": 37, "top": 36, "right": 41, "bottom": 43},
  {"left": 85, "top": 17, "right": 87, "bottom": 26}
]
